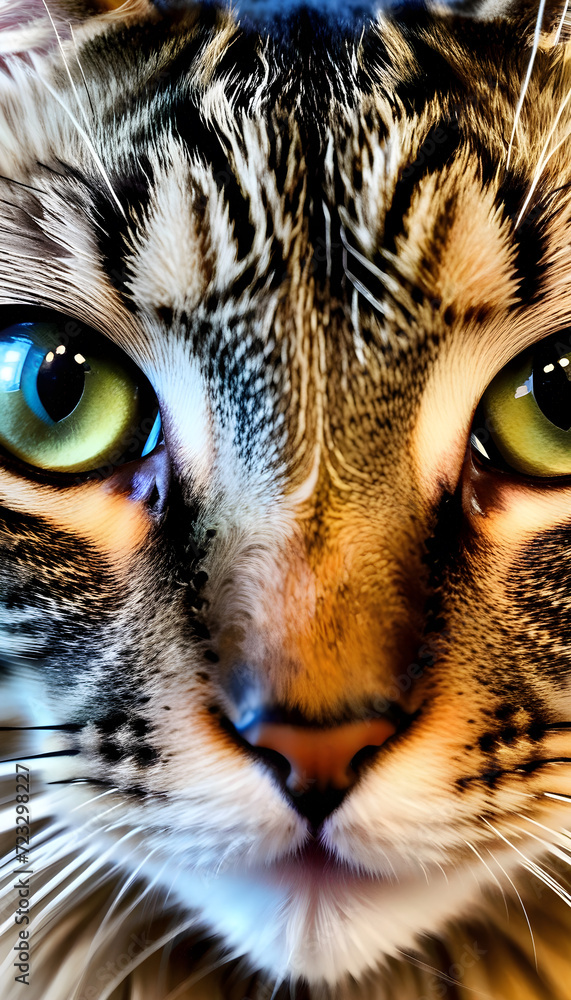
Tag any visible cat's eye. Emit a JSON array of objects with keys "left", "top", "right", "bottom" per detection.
[
  {"left": 0, "top": 315, "right": 161, "bottom": 475},
  {"left": 472, "top": 333, "right": 571, "bottom": 477}
]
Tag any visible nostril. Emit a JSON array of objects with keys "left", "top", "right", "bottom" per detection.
[
  {"left": 350, "top": 742, "right": 384, "bottom": 774},
  {"left": 249, "top": 744, "right": 292, "bottom": 785}
]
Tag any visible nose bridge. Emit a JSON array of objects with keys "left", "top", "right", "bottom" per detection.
[
  {"left": 227, "top": 491, "right": 428, "bottom": 828},
  {"left": 262, "top": 490, "right": 427, "bottom": 717}
]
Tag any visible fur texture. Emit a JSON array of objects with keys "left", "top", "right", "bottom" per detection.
[{"left": 2, "top": 0, "right": 571, "bottom": 997}]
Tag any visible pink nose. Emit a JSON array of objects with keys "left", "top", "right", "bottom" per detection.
[{"left": 241, "top": 717, "right": 396, "bottom": 793}]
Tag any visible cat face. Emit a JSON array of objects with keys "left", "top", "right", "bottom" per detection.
[{"left": 2, "top": 1, "right": 571, "bottom": 996}]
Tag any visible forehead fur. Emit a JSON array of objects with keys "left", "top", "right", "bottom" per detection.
[
  {"left": 0, "top": 6, "right": 568, "bottom": 300},
  {"left": 1, "top": 4, "right": 571, "bottom": 500}
]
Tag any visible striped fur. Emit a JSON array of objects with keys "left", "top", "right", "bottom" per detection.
[{"left": 2, "top": 0, "right": 571, "bottom": 997}]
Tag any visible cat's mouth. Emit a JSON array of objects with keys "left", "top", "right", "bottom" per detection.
[
  {"left": 288, "top": 838, "right": 353, "bottom": 875},
  {"left": 258, "top": 837, "right": 385, "bottom": 890}
]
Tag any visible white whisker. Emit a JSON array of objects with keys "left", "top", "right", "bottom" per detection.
[
  {"left": 394, "top": 947, "right": 490, "bottom": 996},
  {"left": 516, "top": 811, "right": 571, "bottom": 844},
  {"left": 95, "top": 914, "right": 202, "bottom": 1000},
  {"left": 69, "top": 787, "right": 119, "bottom": 812},
  {"left": 80, "top": 849, "right": 166, "bottom": 974},
  {"left": 432, "top": 860, "right": 449, "bottom": 884},
  {"left": 506, "top": 0, "right": 547, "bottom": 170},
  {"left": 417, "top": 858, "right": 430, "bottom": 885},
  {"left": 464, "top": 838, "right": 508, "bottom": 917},
  {"left": 504, "top": 828, "right": 571, "bottom": 908},
  {"left": 516, "top": 80, "right": 571, "bottom": 227},
  {"left": 483, "top": 822, "right": 538, "bottom": 969},
  {"left": 40, "top": 0, "right": 93, "bottom": 136},
  {"left": 554, "top": 0, "right": 571, "bottom": 44},
  {"left": 34, "top": 76, "right": 125, "bottom": 219},
  {"left": 0, "top": 849, "right": 108, "bottom": 950},
  {"left": 28, "top": 800, "right": 125, "bottom": 869},
  {"left": 19, "top": 826, "right": 145, "bottom": 938},
  {"left": 510, "top": 815, "right": 571, "bottom": 886},
  {"left": 545, "top": 791, "right": 571, "bottom": 802},
  {"left": 0, "top": 814, "right": 70, "bottom": 871}
]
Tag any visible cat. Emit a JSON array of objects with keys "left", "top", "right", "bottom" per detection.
[{"left": 1, "top": 0, "right": 571, "bottom": 996}]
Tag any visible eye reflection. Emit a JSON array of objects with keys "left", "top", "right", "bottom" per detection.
[{"left": 0, "top": 340, "right": 30, "bottom": 391}]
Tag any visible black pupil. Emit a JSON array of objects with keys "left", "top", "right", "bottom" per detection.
[
  {"left": 36, "top": 348, "right": 87, "bottom": 422},
  {"left": 533, "top": 350, "right": 571, "bottom": 431}
]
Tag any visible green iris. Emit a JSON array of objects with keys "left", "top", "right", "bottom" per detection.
[
  {"left": 476, "top": 336, "right": 571, "bottom": 477},
  {"left": 0, "top": 319, "right": 160, "bottom": 474}
]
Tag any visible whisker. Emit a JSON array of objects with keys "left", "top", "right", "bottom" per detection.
[
  {"left": 94, "top": 914, "right": 202, "bottom": 1000},
  {"left": 1, "top": 797, "right": 126, "bottom": 874},
  {"left": 46, "top": 777, "right": 111, "bottom": 786},
  {"left": 431, "top": 860, "right": 449, "bottom": 884},
  {"left": 2, "top": 825, "right": 145, "bottom": 943},
  {"left": 81, "top": 853, "right": 171, "bottom": 983},
  {"left": 394, "top": 947, "right": 490, "bottom": 996},
  {"left": 87, "top": 846, "right": 162, "bottom": 937},
  {"left": 69, "top": 788, "right": 119, "bottom": 813},
  {"left": 516, "top": 83, "right": 571, "bottom": 227},
  {"left": 464, "top": 839, "right": 509, "bottom": 917},
  {"left": 39, "top": 798, "right": 127, "bottom": 850},
  {"left": 518, "top": 810, "right": 571, "bottom": 837},
  {"left": 504, "top": 823, "right": 571, "bottom": 907},
  {"left": 554, "top": 0, "right": 571, "bottom": 44},
  {"left": 488, "top": 814, "right": 571, "bottom": 958},
  {"left": 485, "top": 842, "right": 538, "bottom": 970},
  {"left": 40, "top": 0, "right": 94, "bottom": 137},
  {"left": 0, "top": 815, "right": 67, "bottom": 871},
  {"left": 544, "top": 791, "right": 571, "bottom": 802},
  {"left": 0, "top": 749, "right": 79, "bottom": 764},
  {"left": 39, "top": 828, "right": 143, "bottom": 910},
  {"left": 516, "top": 844, "right": 571, "bottom": 896},
  {"left": 513, "top": 812, "right": 571, "bottom": 867},
  {"left": 0, "top": 848, "right": 103, "bottom": 938},
  {"left": 506, "top": 0, "right": 547, "bottom": 170},
  {"left": 0, "top": 723, "right": 83, "bottom": 732},
  {"left": 417, "top": 858, "right": 430, "bottom": 885},
  {"left": 35, "top": 74, "right": 125, "bottom": 218},
  {"left": 522, "top": 859, "right": 571, "bottom": 905}
]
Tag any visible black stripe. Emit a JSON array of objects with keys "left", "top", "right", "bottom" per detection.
[
  {"left": 495, "top": 173, "right": 549, "bottom": 305},
  {"left": 382, "top": 117, "right": 461, "bottom": 256}
]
